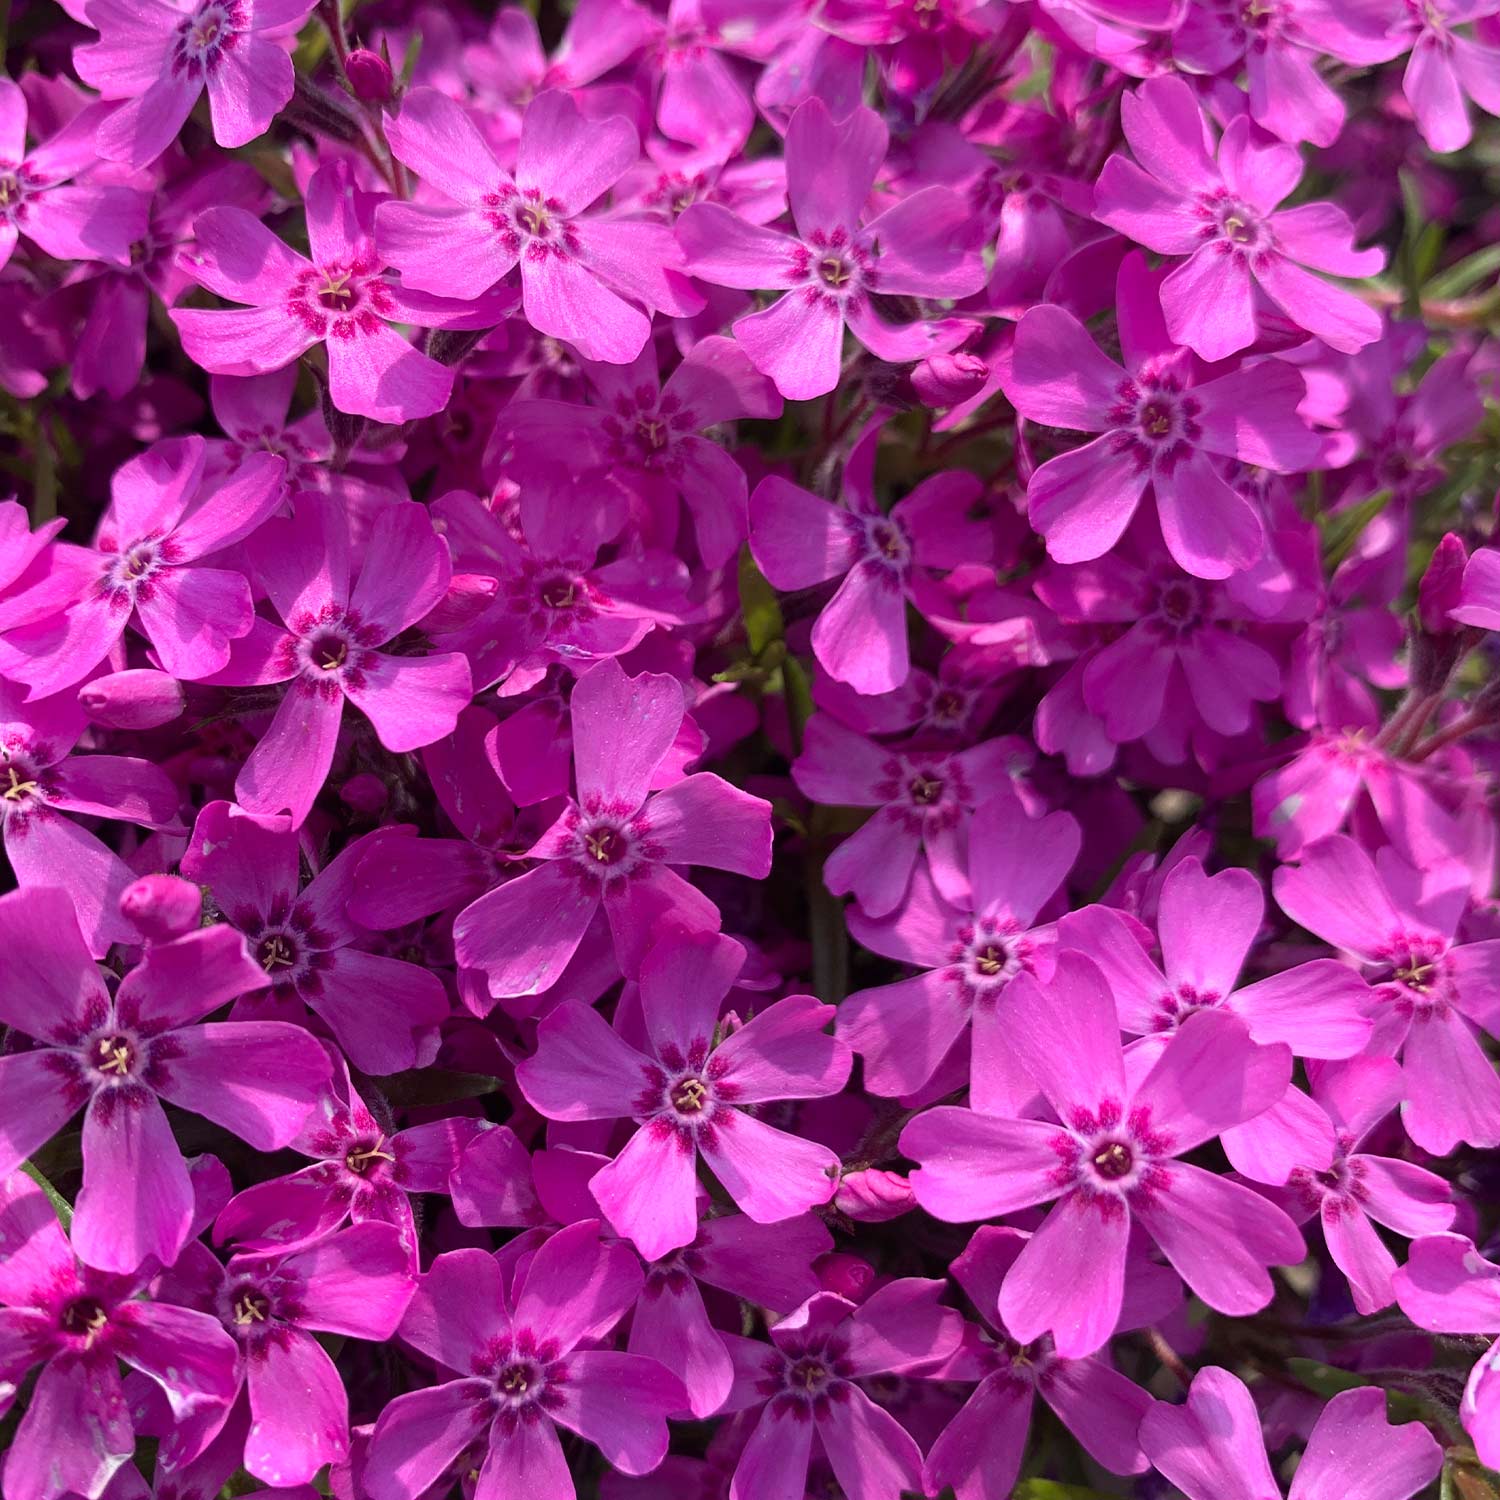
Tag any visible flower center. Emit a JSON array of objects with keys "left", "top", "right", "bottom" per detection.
[
  {"left": 1091, "top": 1141, "right": 1134, "bottom": 1180},
  {"left": 584, "top": 826, "right": 626, "bottom": 865},
  {"left": 61, "top": 1297, "right": 110, "bottom": 1345},
  {"left": 540, "top": 578, "right": 578, "bottom": 610},
  {"left": 345, "top": 1135, "right": 396, "bottom": 1175},
  {"left": 2, "top": 763, "right": 38, "bottom": 803},
  {"left": 258, "top": 932, "right": 298, "bottom": 971},
  {"left": 866, "top": 516, "right": 911, "bottom": 566},
  {"left": 792, "top": 228, "right": 876, "bottom": 301},
  {"left": 233, "top": 1291, "right": 270, "bottom": 1325},
  {"left": 1153, "top": 579, "right": 1203, "bottom": 632},
  {"left": 0, "top": 169, "right": 24, "bottom": 216},
  {"left": 317, "top": 273, "right": 360, "bottom": 312},
  {"left": 91, "top": 1034, "right": 137, "bottom": 1079},
  {"left": 1197, "top": 190, "right": 1269, "bottom": 252},
  {"left": 671, "top": 1075, "right": 710, "bottom": 1114},
  {"left": 309, "top": 632, "right": 348, "bottom": 671},
  {"left": 908, "top": 772, "right": 944, "bottom": 807},
  {"left": 819, "top": 255, "right": 852, "bottom": 287},
  {"left": 790, "top": 1357, "right": 829, "bottom": 1393},
  {"left": 973, "top": 942, "right": 1008, "bottom": 977},
  {"left": 635, "top": 415, "right": 669, "bottom": 453},
  {"left": 516, "top": 203, "right": 551, "bottom": 237}
]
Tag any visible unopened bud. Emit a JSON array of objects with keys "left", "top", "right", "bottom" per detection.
[
  {"left": 1419, "top": 533, "right": 1467, "bottom": 635},
  {"left": 344, "top": 47, "right": 393, "bottom": 104},
  {"left": 911, "top": 351, "right": 989, "bottom": 408},
  {"left": 832, "top": 1167, "right": 916, "bottom": 1222},
  {"left": 418, "top": 574, "right": 499, "bottom": 633},
  {"left": 340, "top": 772, "right": 388, "bottom": 815},
  {"left": 79, "top": 668, "right": 185, "bottom": 729},
  {"left": 120, "top": 874, "right": 202, "bottom": 942},
  {"left": 814, "top": 1252, "right": 876, "bottom": 1302}
]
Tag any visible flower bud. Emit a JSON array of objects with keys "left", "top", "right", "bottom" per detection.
[
  {"left": 344, "top": 47, "right": 394, "bottom": 104},
  {"left": 120, "top": 874, "right": 202, "bottom": 942},
  {"left": 833, "top": 1167, "right": 916, "bottom": 1222},
  {"left": 911, "top": 351, "right": 989, "bottom": 408},
  {"left": 418, "top": 573, "right": 500, "bottom": 633},
  {"left": 1419, "top": 532, "right": 1467, "bottom": 635},
  {"left": 814, "top": 1252, "right": 876, "bottom": 1302},
  {"left": 78, "top": 668, "right": 185, "bottom": 729},
  {"left": 340, "top": 771, "right": 388, "bottom": 815}
]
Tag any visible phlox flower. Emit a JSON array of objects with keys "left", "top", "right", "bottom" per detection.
[
  {"left": 1094, "top": 76, "right": 1385, "bottom": 359},
  {"left": 77, "top": 0, "right": 317, "bottom": 167},
  {"left": 677, "top": 97, "right": 986, "bottom": 399},
  {"left": 202, "top": 493, "right": 473, "bottom": 827},
  {"left": 1389, "top": 0, "right": 1500, "bottom": 153},
  {"left": 365, "top": 1222, "right": 688, "bottom": 1500},
  {"left": 0, "top": 884, "right": 331, "bottom": 1274},
  {"left": 453, "top": 657, "right": 772, "bottom": 997},
  {"left": 1140, "top": 1367, "right": 1440, "bottom": 1500},
  {"left": 0, "top": 1169, "right": 240, "bottom": 1500},
  {"left": 517, "top": 930, "right": 851, "bottom": 1260},
  {"left": 903, "top": 952, "right": 1303, "bottom": 1356},
  {"left": 377, "top": 87, "right": 701, "bottom": 364}
]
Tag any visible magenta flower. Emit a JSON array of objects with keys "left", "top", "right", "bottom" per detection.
[
  {"left": 677, "top": 98, "right": 985, "bottom": 399},
  {"left": 157, "top": 1223, "right": 416, "bottom": 1488},
  {"left": 1274, "top": 834, "right": 1500, "bottom": 1154},
  {"left": 1452, "top": 544, "right": 1500, "bottom": 629},
  {"left": 77, "top": 0, "right": 317, "bottom": 167},
  {"left": 1394, "top": 1233, "right": 1500, "bottom": 1468},
  {"left": 903, "top": 953, "right": 1303, "bottom": 1356},
  {"left": 1276, "top": 1058, "right": 1453, "bottom": 1314},
  {"left": 181, "top": 800, "right": 451, "bottom": 1075},
  {"left": 365, "top": 1223, "right": 687, "bottom": 1500},
  {"left": 203, "top": 493, "right": 473, "bottom": 827},
  {"left": 628, "top": 1210, "right": 832, "bottom": 1418},
  {"left": 0, "top": 79, "right": 148, "bottom": 270},
  {"left": 794, "top": 714, "right": 1038, "bottom": 917},
  {"left": 925, "top": 1227, "right": 1152, "bottom": 1500},
  {"left": 0, "top": 884, "right": 331, "bottom": 1274},
  {"left": 1140, "top": 1367, "right": 1441, "bottom": 1500},
  {"left": 0, "top": 434, "right": 286, "bottom": 697},
  {"left": 453, "top": 658, "right": 772, "bottom": 998},
  {"left": 0, "top": 1169, "right": 240, "bottom": 1500},
  {"left": 840, "top": 784, "right": 1079, "bottom": 1109},
  {"left": 718, "top": 1280, "right": 961, "bottom": 1500},
  {"left": 1390, "top": 0, "right": 1500, "bottom": 153},
  {"left": 213, "top": 1044, "right": 482, "bottom": 1251},
  {"left": 1172, "top": 0, "right": 1405, "bottom": 146},
  {"left": 0, "top": 679, "right": 182, "bottom": 955},
  {"left": 517, "top": 930, "right": 850, "bottom": 1260},
  {"left": 1094, "top": 77, "right": 1385, "bottom": 359},
  {"left": 492, "top": 333, "right": 782, "bottom": 568},
  {"left": 377, "top": 87, "right": 701, "bottom": 364},
  {"left": 1004, "top": 254, "right": 1318, "bottom": 576},
  {"left": 750, "top": 425, "right": 993, "bottom": 694},
  {"left": 173, "top": 160, "right": 498, "bottom": 421}
]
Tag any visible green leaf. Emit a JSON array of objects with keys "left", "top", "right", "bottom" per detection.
[
  {"left": 1287, "top": 1358, "right": 1370, "bottom": 1398},
  {"left": 1012, "top": 1482, "right": 1113, "bottom": 1500},
  {"left": 782, "top": 654, "right": 815, "bottom": 752},
  {"left": 1425, "top": 243, "right": 1500, "bottom": 300},
  {"left": 400, "top": 32, "right": 424, "bottom": 88},
  {"left": 20, "top": 1161, "right": 73, "bottom": 1231},
  {"left": 738, "top": 546, "right": 784, "bottom": 659},
  {"left": 1319, "top": 489, "right": 1392, "bottom": 570}
]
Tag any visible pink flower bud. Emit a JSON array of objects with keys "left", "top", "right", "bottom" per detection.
[
  {"left": 1418, "top": 532, "right": 1467, "bottom": 635},
  {"left": 120, "top": 874, "right": 202, "bottom": 942},
  {"left": 78, "top": 668, "right": 185, "bottom": 729},
  {"left": 833, "top": 1167, "right": 916, "bottom": 1222},
  {"left": 910, "top": 351, "right": 989, "bottom": 408},
  {"left": 340, "top": 772, "right": 389, "bottom": 815},
  {"left": 345, "top": 47, "right": 394, "bottom": 104},
  {"left": 418, "top": 573, "right": 500, "bottom": 634},
  {"left": 814, "top": 1252, "right": 876, "bottom": 1302}
]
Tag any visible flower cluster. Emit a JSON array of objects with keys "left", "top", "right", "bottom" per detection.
[{"left": 2, "top": 0, "right": 1500, "bottom": 1498}]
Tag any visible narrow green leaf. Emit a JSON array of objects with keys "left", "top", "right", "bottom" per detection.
[
  {"left": 1425, "top": 243, "right": 1500, "bottom": 300},
  {"left": 20, "top": 1161, "right": 73, "bottom": 1231},
  {"left": 375, "top": 1069, "right": 502, "bottom": 1105},
  {"left": 1319, "top": 489, "right": 1392, "bottom": 570},
  {"left": 738, "top": 546, "right": 784, "bottom": 659}
]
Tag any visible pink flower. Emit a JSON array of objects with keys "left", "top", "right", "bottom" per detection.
[
  {"left": 0, "top": 1168, "right": 240, "bottom": 1500},
  {"left": 1004, "top": 253, "right": 1319, "bottom": 576},
  {"left": 365, "top": 1223, "right": 687, "bottom": 1500},
  {"left": 839, "top": 784, "right": 1078, "bottom": 1108},
  {"left": 1395, "top": 1232, "right": 1500, "bottom": 1468},
  {"left": 720, "top": 1280, "right": 962, "bottom": 1500},
  {"left": 903, "top": 952, "right": 1303, "bottom": 1356},
  {"left": 0, "top": 884, "right": 331, "bottom": 1273},
  {"left": 925, "top": 1226, "right": 1153, "bottom": 1500},
  {"left": 1390, "top": 0, "right": 1500, "bottom": 153},
  {"left": 377, "top": 87, "right": 701, "bottom": 364},
  {"left": 1274, "top": 834, "right": 1500, "bottom": 1154},
  {"left": 750, "top": 421, "right": 993, "bottom": 694},
  {"left": 173, "top": 160, "right": 500, "bottom": 421},
  {"left": 77, "top": 0, "right": 317, "bottom": 168},
  {"left": 1094, "top": 77, "right": 1385, "bottom": 359},
  {"left": 0, "top": 435, "right": 285, "bottom": 697},
  {"left": 1141, "top": 1367, "right": 1441, "bottom": 1500},
  {"left": 181, "top": 801, "right": 452, "bottom": 1075},
  {"left": 202, "top": 494, "right": 473, "bottom": 828},
  {"left": 517, "top": 930, "right": 851, "bottom": 1260},
  {"left": 677, "top": 98, "right": 985, "bottom": 399},
  {"left": 0, "top": 78, "right": 148, "bottom": 270},
  {"left": 452, "top": 658, "right": 772, "bottom": 998}
]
